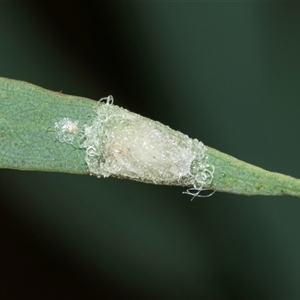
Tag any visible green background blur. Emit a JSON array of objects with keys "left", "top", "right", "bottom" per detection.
[{"left": 1, "top": 2, "right": 300, "bottom": 299}]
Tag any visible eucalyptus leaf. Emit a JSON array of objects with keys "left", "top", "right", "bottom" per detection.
[{"left": 1, "top": 77, "right": 300, "bottom": 198}]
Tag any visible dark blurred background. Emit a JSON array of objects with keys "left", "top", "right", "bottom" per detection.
[{"left": 1, "top": 1, "right": 300, "bottom": 299}]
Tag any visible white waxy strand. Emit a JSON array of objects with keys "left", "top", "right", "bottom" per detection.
[{"left": 80, "top": 96, "right": 215, "bottom": 195}]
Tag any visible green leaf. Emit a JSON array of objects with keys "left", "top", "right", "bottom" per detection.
[
  {"left": 1, "top": 76, "right": 300, "bottom": 198},
  {"left": 207, "top": 147, "right": 300, "bottom": 197}
]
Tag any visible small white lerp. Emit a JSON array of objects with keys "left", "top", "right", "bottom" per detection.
[{"left": 54, "top": 117, "right": 79, "bottom": 145}]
